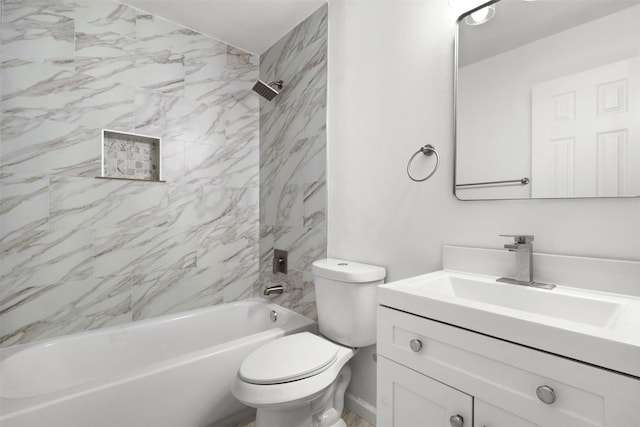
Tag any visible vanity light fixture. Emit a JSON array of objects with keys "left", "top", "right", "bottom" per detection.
[{"left": 464, "top": 5, "right": 496, "bottom": 25}]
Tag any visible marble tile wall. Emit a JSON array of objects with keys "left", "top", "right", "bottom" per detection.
[
  {"left": 258, "top": 5, "right": 328, "bottom": 320},
  {"left": 0, "top": 0, "right": 260, "bottom": 346}
]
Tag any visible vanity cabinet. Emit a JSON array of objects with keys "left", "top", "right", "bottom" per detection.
[
  {"left": 474, "top": 400, "right": 538, "bottom": 427},
  {"left": 378, "top": 356, "right": 472, "bottom": 427},
  {"left": 377, "top": 306, "right": 640, "bottom": 427}
]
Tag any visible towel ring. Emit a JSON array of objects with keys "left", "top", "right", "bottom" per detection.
[{"left": 407, "top": 144, "right": 439, "bottom": 182}]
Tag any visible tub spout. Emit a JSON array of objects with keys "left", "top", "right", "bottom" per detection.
[{"left": 263, "top": 285, "right": 284, "bottom": 296}]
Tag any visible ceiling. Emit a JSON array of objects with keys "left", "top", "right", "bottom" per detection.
[
  {"left": 458, "top": 0, "right": 640, "bottom": 66},
  {"left": 120, "top": 0, "right": 327, "bottom": 55}
]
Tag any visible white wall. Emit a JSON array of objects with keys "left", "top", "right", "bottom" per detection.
[{"left": 327, "top": 0, "right": 640, "bottom": 417}]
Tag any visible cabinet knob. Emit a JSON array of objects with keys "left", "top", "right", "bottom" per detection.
[
  {"left": 536, "top": 385, "right": 556, "bottom": 404},
  {"left": 409, "top": 339, "right": 423, "bottom": 352},
  {"left": 449, "top": 414, "right": 464, "bottom": 427}
]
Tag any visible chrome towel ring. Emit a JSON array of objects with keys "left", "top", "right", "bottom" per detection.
[{"left": 407, "top": 144, "right": 439, "bottom": 182}]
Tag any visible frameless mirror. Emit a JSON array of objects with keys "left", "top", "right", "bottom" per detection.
[{"left": 454, "top": 0, "right": 640, "bottom": 200}]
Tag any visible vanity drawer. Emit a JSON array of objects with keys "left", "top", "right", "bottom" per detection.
[{"left": 377, "top": 306, "right": 640, "bottom": 427}]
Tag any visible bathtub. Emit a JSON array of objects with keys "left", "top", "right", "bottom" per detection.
[{"left": 0, "top": 298, "right": 316, "bottom": 427}]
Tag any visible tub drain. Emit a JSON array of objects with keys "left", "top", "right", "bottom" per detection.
[{"left": 270, "top": 310, "right": 278, "bottom": 322}]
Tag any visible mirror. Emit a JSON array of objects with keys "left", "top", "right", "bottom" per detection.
[{"left": 454, "top": 0, "right": 640, "bottom": 200}]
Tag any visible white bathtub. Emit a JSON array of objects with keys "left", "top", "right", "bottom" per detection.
[{"left": 0, "top": 298, "right": 316, "bottom": 427}]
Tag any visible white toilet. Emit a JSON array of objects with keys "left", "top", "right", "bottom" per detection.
[{"left": 232, "top": 258, "right": 386, "bottom": 427}]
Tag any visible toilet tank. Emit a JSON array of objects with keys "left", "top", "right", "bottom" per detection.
[{"left": 312, "top": 258, "right": 386, "bottom": 347}]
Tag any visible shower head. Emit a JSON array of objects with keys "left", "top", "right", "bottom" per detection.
[{"left": 252, "top": 80, "right": 283, "bottom": 101}]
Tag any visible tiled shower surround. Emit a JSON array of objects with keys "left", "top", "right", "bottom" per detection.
[
  {"left": 258, "top": 6, "right": 328, "bottom": 320},
  {"left": 0, "top": 0, "right": 326, "bottom": 346},
  {"left": 0, "top": 0, "right": 328, "bottom": 347}
]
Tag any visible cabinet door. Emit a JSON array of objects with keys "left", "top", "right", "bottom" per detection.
[
  {"left": 475, "top": 399, "right": 540, "bottom": 427},
  {"left": 377, "top": 356, "right": 472, "bottom": 427}
]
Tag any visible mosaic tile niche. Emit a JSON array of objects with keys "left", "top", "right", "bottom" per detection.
[{"left": 102, "top": 130, "right": 162, "bottom": 181}]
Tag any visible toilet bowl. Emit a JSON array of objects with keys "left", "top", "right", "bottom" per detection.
[
  {"left": 232, "top": 333, "right": 355, "bottom": 427},
  {"left": 232, "top": 259, "right": 386, "bottom": 427}
]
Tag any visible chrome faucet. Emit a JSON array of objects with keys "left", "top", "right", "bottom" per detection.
[
  {"left": 263, "top": 285, "right": 284, "bottom": 296},
  {"left": 497, "top": 235, "right": 555, "bottom": 290}
]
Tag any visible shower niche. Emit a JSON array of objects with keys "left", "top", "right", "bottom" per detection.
[{"left": 99, "top": 129, "right": 164, "bottom": 182}]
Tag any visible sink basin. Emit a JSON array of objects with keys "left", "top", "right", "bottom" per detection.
[
  {"left": 396, "top": 272, "right": 622, "bottom": 328},
  {"left": 378, "top": 270, "right": 640, "bottom": 378}
]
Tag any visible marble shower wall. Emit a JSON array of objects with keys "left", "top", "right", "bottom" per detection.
[
  {"left": 0, "top": 0, "right": 260, "bottom": 346},
  {"left": 258, "top": 5, "right": 328, "bottom": 319}
]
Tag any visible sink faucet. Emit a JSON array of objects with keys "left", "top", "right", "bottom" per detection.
[
  {"left": 502, "top": 234, "right": 534, "bottom": 282},
  {"left": 497, "top": 235, "right": 555, "bottom": 290}
]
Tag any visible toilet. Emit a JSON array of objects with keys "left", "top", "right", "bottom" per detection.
[{"left": 232, "top": 258, "right": 386, "bottom": 427}]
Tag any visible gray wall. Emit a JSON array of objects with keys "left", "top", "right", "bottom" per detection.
[
  {"left": 258, "top": 5, "right": 328, "bottom": 320},
  {"left": 0, "top": 0, "right": 260, "bottom": 346}
]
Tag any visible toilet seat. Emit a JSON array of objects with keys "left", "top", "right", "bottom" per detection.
[
  {"left": 239, "top": 332, "right": 339, "bottom": 385},
  {"left": 232, "top": 342, "right": 355, "bottom": 409}
]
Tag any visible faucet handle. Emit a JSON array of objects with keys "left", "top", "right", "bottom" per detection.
[{"left": 500, "top": 234, "right": 534, "bottom": 244}]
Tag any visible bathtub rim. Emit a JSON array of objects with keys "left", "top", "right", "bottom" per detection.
[
  {"left": 1, "top": 328, "right": 291, "bottom": 420},
  {"left": 0, "top": 297, "right": 312, "bottom": 359},
  {"left": 0, "top": 298, "right": 316, "bottom": 418}
]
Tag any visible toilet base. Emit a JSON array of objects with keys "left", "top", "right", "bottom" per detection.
[
  {"left": 253, "top": 365, "right": 352, "bottom": 427},
  {"left": 254, "top": 405, "right": 347, "bottom": 427},
  {"left": 256, "top": 404, "right": 314, "bottom": 427}
]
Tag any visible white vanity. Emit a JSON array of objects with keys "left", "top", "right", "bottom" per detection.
[{"left": 377, "top": 246, "right": 640, "bottom": 427}]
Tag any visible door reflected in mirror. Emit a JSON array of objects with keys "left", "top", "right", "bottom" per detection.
[{"left": 455, "top": 0, "right": 640, "bottom": 200}]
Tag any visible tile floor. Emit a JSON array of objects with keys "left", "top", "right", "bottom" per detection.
[
  {"left": 341, "top": 408, "right": 375, "bottom": 427},
  {"left": 238, "top": 408, "right": 374, "bottom": 427}
]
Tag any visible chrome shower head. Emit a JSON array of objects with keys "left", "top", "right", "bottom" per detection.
[{"left": 252, "top": 80, "right": 283, "bottom": 101}]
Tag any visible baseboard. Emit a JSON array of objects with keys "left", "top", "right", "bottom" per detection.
[{"left": 345, "top": 392, "right": 376, "bottom": 426}]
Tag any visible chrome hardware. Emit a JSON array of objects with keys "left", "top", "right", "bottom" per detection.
[
  {"left": 252, "top": 79, "right": 283, "bottom": 101},
  {"left": 501, "top": 234, "right": 534, "bottom": 244},
  {"left": 449, "top": 414, "right": 464, "bottom": 427},
  {"left": 496, "top": 276, "right": 556, "bottom": 290},
  {"left": 407, "top": 144, "right": 440, "bottom": 182},
  {"left": 269, "top": 310, "right": 278, "bottom": 323},
  {"left": 536, "top": 385, "right": 556, "bottom": 404},
  {"left": 263, "top": 285, "right": 284, "bottom": 296},
  {"left": 456, "top": 177, "right": 529, "bottom": 187},
  {"left": 409, "top": 339, "right": 423, "bottom": 352},
  {"left": 500, "top": 234, "right": 534, "bottom": 283},
  {"left": 497, "top": 234, "right": 556, "bottom": 290},
  {"left": 273, "top": 249, "right": 288, "bottom": 274}
]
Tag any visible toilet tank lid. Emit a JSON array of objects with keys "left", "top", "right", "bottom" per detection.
[{"left": 312, "top": 258, "right": 386, "bottom": 283}]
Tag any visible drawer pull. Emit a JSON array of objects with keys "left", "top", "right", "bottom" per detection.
[
  {"left": 449, "top": 414, "right": 464, "bottom": 427},
  {"left": 409, "top": 339, "right": 423, "bottom": 352},
  {"left": 536, "top": 385, "right": 556, "bottom": 404}
]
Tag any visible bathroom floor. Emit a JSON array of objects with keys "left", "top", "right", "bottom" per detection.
[
  {"left": 341, "top": 408, "right": 375, "bottom": 427},
  {"left": 237, "top": 408, "right": 374, "bottom": 427}
]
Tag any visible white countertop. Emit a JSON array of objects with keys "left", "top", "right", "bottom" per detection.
[{"left": 378, "top": 269, "right": 640, "bottom": 379}]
